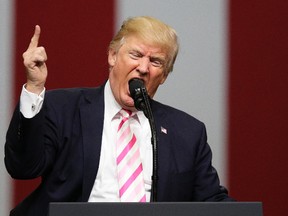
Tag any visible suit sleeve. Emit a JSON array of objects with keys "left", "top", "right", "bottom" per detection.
[
  {"left": 4, "top": 102, "right": 57, "bottom": 179},
  {"left": 192, "top": 123, "right": 235, "bottom": 201}
]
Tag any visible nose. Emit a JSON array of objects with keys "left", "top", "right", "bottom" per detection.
[{"left": 136, "top": 57, "right": 149, "bottom": 75}]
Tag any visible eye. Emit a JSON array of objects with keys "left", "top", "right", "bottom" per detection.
[
  {"left": 150, "top": 58, "right": 164, "bottom": 68},
  {"left": 129, "top": 51, "right": 142, "bottom": 60},
  {"left": 151, "top": 61, "right": 162, "bottom": 67}
]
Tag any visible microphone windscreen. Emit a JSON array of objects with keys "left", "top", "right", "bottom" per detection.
[{"left": 129, "top": 78, "right": 144, "bottom": 99}]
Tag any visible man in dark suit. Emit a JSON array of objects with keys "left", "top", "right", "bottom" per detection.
[{"left": 5, "top": 16, "right": 234, "bottom": 216}]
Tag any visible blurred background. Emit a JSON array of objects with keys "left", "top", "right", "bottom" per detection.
[{"left": 0, "top": 0, "right": 287, "bottom": 215}]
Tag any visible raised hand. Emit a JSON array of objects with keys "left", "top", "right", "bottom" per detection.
[{"left": 22, "top": 25, "right": 48, "bottom": 94}]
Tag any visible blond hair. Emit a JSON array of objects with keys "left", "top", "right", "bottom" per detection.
[{"left": 109, "top": 16, "right": 179, "bottom": 75}]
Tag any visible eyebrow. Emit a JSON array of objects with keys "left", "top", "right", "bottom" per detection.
[
  {"left": 130, "top": 49, "right": 166, "bottom": 62},
  {"left": 129, "top": 49, "right": 143, "bottom": 56}
]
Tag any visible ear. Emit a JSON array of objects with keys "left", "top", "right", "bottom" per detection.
[{"left": 108, "top": 49, "right": 117, "bottom": 67}]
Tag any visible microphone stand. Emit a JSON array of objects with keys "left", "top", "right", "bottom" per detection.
[{"left": 138, "top": 86, "right": 158, "bottom": 202}]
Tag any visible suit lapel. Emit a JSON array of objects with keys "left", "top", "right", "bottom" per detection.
[
  {"left": 151, "top": 101, "right": 176, "bottom": 201},
  {"left": 80, "top": 86, "right": 105, "bottom": 201}
]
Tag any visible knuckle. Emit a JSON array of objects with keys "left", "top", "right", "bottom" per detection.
[{"left": 38, "top": 46, "right": 45, "bottom": 52}]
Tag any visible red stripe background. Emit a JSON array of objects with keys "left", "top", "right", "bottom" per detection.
[
  {"left": 228, "top": 1, "right": 288, "bottom": 215},
  {"left": 13, "top": 0, "right": 114, "bottom": 206}
]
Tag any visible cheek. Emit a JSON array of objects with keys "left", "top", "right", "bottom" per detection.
[
  {"left": 147, "top": 72, "right": 167, "bottom": 96},
  {"left": 109, "top": 60, "right": 124, "bottom": 82},
  {"left": 112, "top": 57, "right": 133, "bottom": 76},
  {"left": 147, "top": 81, "right": 160, "bottom": 97},
  {"left": 109, "top": 65, "right": 129, "bottom": 92}
]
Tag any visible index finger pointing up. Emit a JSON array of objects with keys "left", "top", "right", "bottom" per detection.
[{"left": 28, "top": 25, "right": 41, "bottom": 49}]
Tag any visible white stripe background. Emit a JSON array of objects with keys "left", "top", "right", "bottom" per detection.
[
  {"left": 0, "top": 0, "right": 228, "bottom": 215},
  {"left": 1, "top": 0, "right": 14, "bottom": 215}
]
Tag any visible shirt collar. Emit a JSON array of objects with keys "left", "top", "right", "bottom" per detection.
[{"left": 104, "top": 80, "right": 146, "bottom": 125}]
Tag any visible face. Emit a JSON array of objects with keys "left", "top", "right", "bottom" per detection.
[{"left": 108, "top": 36, "right": 168, "bottom": 110}]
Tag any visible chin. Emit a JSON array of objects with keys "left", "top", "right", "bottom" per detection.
[{"left": 121, "top": 96, "right": 134, "bottom": 108}]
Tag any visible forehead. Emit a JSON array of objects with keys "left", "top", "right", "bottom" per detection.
[{"left": 122, "top": 36, "right": 167, "bottom": 58}]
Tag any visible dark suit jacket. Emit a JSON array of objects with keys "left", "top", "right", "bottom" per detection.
[{"left": 5, "top": 84, "right": 233, "bottom": 216}]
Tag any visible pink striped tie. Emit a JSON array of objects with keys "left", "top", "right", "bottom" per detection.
[{"left": 116, "top": 109, "right": 146, "bottom": 202}]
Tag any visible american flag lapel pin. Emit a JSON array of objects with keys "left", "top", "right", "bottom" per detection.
[{"left": 160, "top": 126, "right": 167, "bottom": 134}]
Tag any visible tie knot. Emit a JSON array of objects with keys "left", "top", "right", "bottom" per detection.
[{"left": 119, "top": 109, "right": 132, "bottom": 119}]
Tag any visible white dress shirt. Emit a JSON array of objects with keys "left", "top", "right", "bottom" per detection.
[
  {"left": 20, "top": 81, "right": 152, "bottom": 202},
  {"left": 20, "top": 85, "right": 45, "bottom": 118}
]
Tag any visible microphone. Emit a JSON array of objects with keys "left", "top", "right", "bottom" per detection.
[
  {"left": 128, "top": 78, "right": 158, "bottom": 202},
  {"left": 128, "top": 78, "right": 147, "bottom": 115}
]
